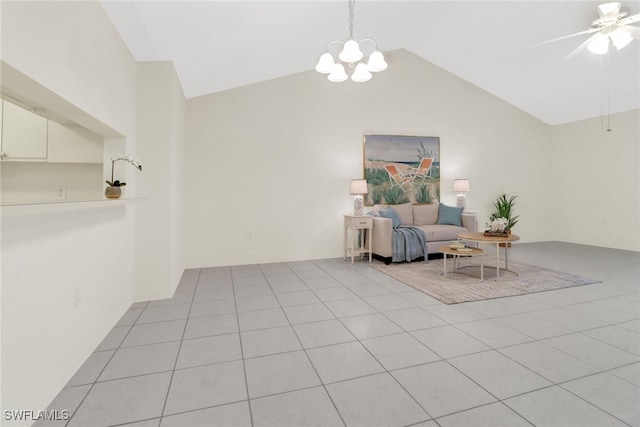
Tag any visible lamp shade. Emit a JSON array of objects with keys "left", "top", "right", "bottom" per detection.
[
  {"left": 351, "top": 63, "right": 372, "bottom": 82},
  {"left": 328, "top": 63, "right": 348, "bottom": 82},
  {"left": 350, "top": 179, "right": 368, "bottom": 194},
  {"left": 610, "top": 28, "right": 633, "bottom": 50},
  {"left": 588, "top": 33, "right": 609, "bottom": 54},
  {"left": 339, "top": 39, "right": 364, "bottom": 63},
  {"left": 367, "top": 50, "right": 388, "bottom": 72},
  {"left": 452, "top": 179, "right": 470, "bottom": 192},
  {"left": 315, "top": 52, "right": 335, "bottom": 74}
]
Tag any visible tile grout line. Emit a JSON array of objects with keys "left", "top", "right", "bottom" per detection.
[
  {"left": 158, "top": 268, "right": 200, "bottom": 422},
  {"left": 232, "top": 267, "right": 256, "bottom": 427},
  {"left": 283, "top": 262, "right": 351, "bottom": 427},
  {"left": 63, "top": 301, "right": 148, "bottom": 427},
  {"left": 308, "top": 259, "right": 438, "bottom": 424},
  {"left": 53, "top": 248, "right": 638, "bottom": 427},
  {"left": 556, "top": 377, "right": 638, "bottom": 427}
]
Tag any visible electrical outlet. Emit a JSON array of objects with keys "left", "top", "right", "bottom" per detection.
[{"left": 57, "top": 187, "right": 66, "bottom": 200}]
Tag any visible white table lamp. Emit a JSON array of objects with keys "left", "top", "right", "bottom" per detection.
[
  {"left": 453, "top": 179, "right": 470, "bottom": 208},
  {"left": 350, "top": 179, "right": 368, "bottom": 216}
]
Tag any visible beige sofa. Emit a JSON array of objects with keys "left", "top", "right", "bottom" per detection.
[{"left": 368, "top": 203, "right": 477, "bottom": 264}]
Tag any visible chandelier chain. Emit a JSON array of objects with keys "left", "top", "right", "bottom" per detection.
[{"left": 348, "top": 0, "right": 356, "bottom": 39}]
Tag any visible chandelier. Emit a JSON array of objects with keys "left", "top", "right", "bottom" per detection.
[{"left": 315, "top": 0, "right": 387, "bottom": 83}]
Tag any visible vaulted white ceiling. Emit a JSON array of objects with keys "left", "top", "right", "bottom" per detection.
[{"left": 101, "top": 1, "right": 640, "bottom": 125}]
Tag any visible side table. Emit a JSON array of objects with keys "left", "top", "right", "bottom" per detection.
[
  {"left": 439, "top": 245, "right": 484, "bottom": 281},
  {"left": 344, "top": 215, "right": 373, "bottom": 264}
]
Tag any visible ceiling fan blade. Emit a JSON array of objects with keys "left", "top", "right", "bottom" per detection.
[
  {"left": 535, "top": 28, "right": 597, "bottom": 46},
  {"left": 619, "top": 24, "right": 640, "bottom": 38},
  {"left": 598, "top": 2, "right": 621, "bottom": 18},
  {"left": 619, "top": 13, "right": 640, "bottom": 25},
  {"left": 565, "top": 33, "right": 603, "bottom": 59}
]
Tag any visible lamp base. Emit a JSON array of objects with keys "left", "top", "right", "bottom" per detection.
[
  {"left": 353, "top": 195, "right": 364, "bottom": 216},
  {"left": 456, "top": 193, "right": 466, "bottom": 208}
]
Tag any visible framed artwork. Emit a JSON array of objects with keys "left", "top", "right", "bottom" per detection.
[{"left": 363, "top": 134, "right": 440, "bottom": 205}]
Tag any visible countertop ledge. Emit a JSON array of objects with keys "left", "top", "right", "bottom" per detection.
[{"left": 1, "top": 198, "right": 145, "bottom": 217}]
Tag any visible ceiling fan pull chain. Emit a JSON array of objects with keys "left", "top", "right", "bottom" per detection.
[
  {"left": 606, "top": 51, "right": 611, "bottom": 131},
  {"left": 600, "top": 51, "right": 612, "bottom": 132},
  {"left": 600, "top": 54, "right": 604, "bottom": 129}
]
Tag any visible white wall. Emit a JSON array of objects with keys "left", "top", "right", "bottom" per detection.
[
  {"left": 0, "top": 2, "right": 137, "bottom": 136},
  {"left": 551, "top": 109, "right": 640, "bottom": 251},
  {"left": 1, "top": 1, "right": 138, "bottom": 423},
  {"left": 1, "top": 206, "right": 134, "bottom": 423},
  {"left": 184, "top": 49, "right": 553, "bottom": 267},
  {"left": 1, "top": 162, "right": 103, "bottom": 205},
  {"left": 134, "top": 62, "right": 186, "bottom": 301}
]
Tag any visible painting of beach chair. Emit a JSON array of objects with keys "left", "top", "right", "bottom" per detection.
[
  {"left": 406, "top": 158, "right": 434, "bottom": 184},
  {"left": 384, "top": 164, "right": 413, "bottom": 190}
]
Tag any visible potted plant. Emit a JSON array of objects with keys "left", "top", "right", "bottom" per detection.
[
  {"left": 488, "top": 193, "right": 519, "bottom": 231},
  {"left": 486, "top": 193, "right": 519, "bottom": 245},
  {"left": 105, "top": 154, "right": 142, "bottom": 199}
]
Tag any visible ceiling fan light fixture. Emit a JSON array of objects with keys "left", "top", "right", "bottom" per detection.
[
  {"left": 588, "top": 33, "right": 610, "bottom": 54},
  {"left": 609, "top": 28, "right": 633, "bottom": 49}
]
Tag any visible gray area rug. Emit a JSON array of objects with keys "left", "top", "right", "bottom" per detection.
[{"left": 372, "top": 256, "right": 601, "bottom": 304}]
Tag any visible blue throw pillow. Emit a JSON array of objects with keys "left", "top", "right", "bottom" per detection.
[
  {"left": 437, "top": 204, "right": 463, "bottom": 226},
  {"left": 379, "top": 207, "right": 401, "bottom": 228}
]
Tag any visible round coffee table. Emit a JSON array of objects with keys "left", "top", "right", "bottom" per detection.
[
  {"left": 438, "top": 246, "right": 484, "bottom": 281},
  {"left": 456, "top": 232, "right": 520, "bottom": 280}
]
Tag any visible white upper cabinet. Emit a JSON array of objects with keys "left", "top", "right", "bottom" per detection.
[
  {"left": 47, "top": 121, "right": 102, "bottom": 163},
  {"left": 1, "top": 99, "right": 103, "bottom": 164},
  {"left": 1, "top": 100, "right": 48, "bottom": 161}
]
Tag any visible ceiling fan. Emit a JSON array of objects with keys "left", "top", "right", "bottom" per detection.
[{"left": 540, "top": 2, "right": 640, "bottom": 56}]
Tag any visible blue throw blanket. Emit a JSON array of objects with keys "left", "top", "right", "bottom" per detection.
[{"left": 392, "top": 226, "right": 428, "bottom": 262}]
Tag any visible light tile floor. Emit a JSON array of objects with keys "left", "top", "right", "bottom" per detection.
[{"left": 39, "top": 242, "right": 640, "bottom": 426}]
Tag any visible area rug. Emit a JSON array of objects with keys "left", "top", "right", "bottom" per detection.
[{"left": 372, "top": 256, "right": 601, "bottom": 304}]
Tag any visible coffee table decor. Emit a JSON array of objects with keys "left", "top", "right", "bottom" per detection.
[
  {"left": 484, "top": 217, "right": 509, "bottom": 237},
  {"left": 371, "top": 257, "right": 600, "bottom": 305},
  {"left": 484, "top": 231, "right": 509, "bottom": 237}
]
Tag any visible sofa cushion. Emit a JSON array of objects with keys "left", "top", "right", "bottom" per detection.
[
  {"left": 425, "top": 224, "right": 468, "bottom": 242},
  {"left": 413, "top": 203, "right": 439, "bottom": 226},
  {"left": 437, "top": 204, "right": 464, "bottom": 227},
  {"left": 391, "top": 203, "right": 414, "bottom": 225},
  {"left": 415, "top": 224, "right": 467, "bottom": 242},
  {"left": 379, "top": 207, "right": 401, "bottom": 228}
]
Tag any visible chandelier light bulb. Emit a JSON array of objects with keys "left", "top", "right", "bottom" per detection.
[
  {"left": 339, "top": 39, "right": 364, "bottom": 63},
  {"left": 351, "top": 63, "right": 372, "bottom": 82},
  {"left": 328, "top": 63, "right": 348, "bottom": 82},
  {"left": 315, "top": 52, "right": 335, "bottom": 74},
  {"left": 366, "top": 50, "right": 388, "bottom": 72},
  {"left": 587, "top": 33, "right": 610, "bottom": 54}
]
